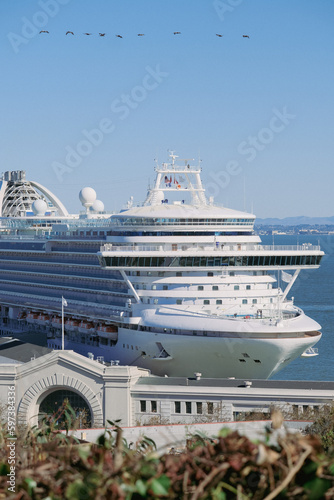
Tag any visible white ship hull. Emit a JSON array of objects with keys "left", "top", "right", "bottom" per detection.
[
  {"left": 50, "top": 325, "right": 321, "bottom": 379},
  {"left": 49, "top": 308, "right": 322, "bottom": 378}
]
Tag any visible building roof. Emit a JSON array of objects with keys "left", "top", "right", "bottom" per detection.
[
  {"left": 0, "top": 338, "right": 52, "bottom": 363},
  {"left": 115, "top": 203, "right": 255, "bottom": 220},
  {"left": 135, "top": 375, "right": 334, "bottom": 391}
]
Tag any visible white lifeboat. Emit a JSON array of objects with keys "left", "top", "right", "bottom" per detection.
[
  {"left": 51, "top": 316, "right": 62, "bottom": 328},
  {"left": 36, "top": 313, "right": 50, "bottom": 325},
  {"left": 66, "top": 319, "right": 80, "bottom": 332},
  {"left": 26, "top": 312, "right": 39, "bottom": 323},
  {"left": 97, "top": 324, "right": 118, "bottom": 340},
  {"left": 78, "top": 320, "right": 95, "bottom": 334}
]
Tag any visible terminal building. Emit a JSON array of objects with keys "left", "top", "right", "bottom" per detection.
[{"left": 0, "top": 338, "right": 333, "bottom": 429}]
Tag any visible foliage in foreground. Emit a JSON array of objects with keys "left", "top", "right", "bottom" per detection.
[
  {"left": 1, "top": 404, "right": 334, "bottom": 499},
  {"left": 304, "top": 404, "right": 334, "bottom": 452}
]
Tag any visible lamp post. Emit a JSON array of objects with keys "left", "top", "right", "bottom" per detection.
[{"left": 61, "top": 296, "right": 67, "bottom": 350}]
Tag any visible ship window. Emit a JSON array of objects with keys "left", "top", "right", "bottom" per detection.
[
  {"left": 254, "top": 360, "right": 261, "bottom": 363},
  {"left": 270, "top": 298, "right": 273, "bottom": 303},
  {"left": 196, "top": 402, "right": 203, "bottom": 414},
  {"left": 163, "top": 285, "right": 168, "bottom": 290},
  {"left": 216, "top": 300, "right": 222, "bottom": 305},
  {"left": 176, "top": 272, "right": 182, "bottom": 276},
  {"left": 198, "top": 286, "right": 204, "bottom": 291},
  {"left": 242, "top": 353, "right": 250, "bottom": 358},
  {"left": 186, "top": 402, "right": 192, "bottom": 414},
  {"left": 154, "top": 299, "right": 158, "bottom": 304},
  {"left": 175, "top": 402, "right": 181, "bottom": 413},
  {"left": 176, "top": 299, "right": 182, "bottom": 305},
  {"left": 246, "top": 285, "right": 251, "bottom": 290},
  {"left": 234, "top": 285, "right": 239, "bottom": 290},
  {"left": 207, "top": 403, "right": 214, "bottom": 415},
  {"left": 252, "top": 299, "right": 257, "bottom": 304},
  {"left": 151, "top": 285, "right": 157, "bottom": 290},
  {"left": 151, "top": 401, "right": 157, "bottom": 413},
  {"left": 212, "top": 286, "right": 218, "bottom": 291},
  {"left": 242, "top": 299, "right": 248, "bottom": 304},
  {"left": 207, "top": 272, "right": 213, "bottom": 277},
  {"left": 239, "top": 359, "right": 246, "bottom": 362},
  {"left": 230, "top": 272, "right": 235, "bottom": 276},
  {"left": 136, "top": 271, "right": 140, "bottom": 276},
  {"left": 204, "top": 300, "right": 210, "bottom": 305},
  {"left": 140, "top": 401, "right": 146, "bottom": 412}
]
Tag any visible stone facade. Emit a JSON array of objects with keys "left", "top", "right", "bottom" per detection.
[{"left": 1, "top": 350, "right": 334, "bottom": 429}]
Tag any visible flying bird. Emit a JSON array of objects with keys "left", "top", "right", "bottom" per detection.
[
  {"left": 216, "top": 34, "right": 223, "bottom": 37},
  {"left": 116, "top": 34, "right": 123, "bottom": 38},
  {"left": 173, "top": 31, "right": 181, "bottom": 35},
  {"left": 243, "top": 35, "right": 250, "bottom": 38},
  {"left": 83, "top": 32, "right": 92, "bottom": 35},
  {"left": 99, "top": 33, "right": 106, "bottom": 36},
  {"left": 66, "top": 31, "right": 74, "bottom": 35},
  {"left": 39, "top": 30, "right": 49, "bottom": 34},
  {"left": 137, "top": 33, "right": 145, "bottom": 36}
]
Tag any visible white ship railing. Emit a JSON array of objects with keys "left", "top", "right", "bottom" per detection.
[{"left": 101, "top": 243, "right": 321, "bottom": 253}]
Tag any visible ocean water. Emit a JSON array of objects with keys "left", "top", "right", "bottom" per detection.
[{"left": 260, "top": 234, "right": 334, "bottom": 381}]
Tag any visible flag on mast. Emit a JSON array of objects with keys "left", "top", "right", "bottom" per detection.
[
  {"left": 62, "top": 297, "right": 68, "bottom": 307},
  {"left": 281, "top": 270, "right": 292, "bottom": 283}
]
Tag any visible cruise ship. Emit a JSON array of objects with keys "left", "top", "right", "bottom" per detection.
[{"left": 0, "top": 156, "right": 324, "bottom": 379}]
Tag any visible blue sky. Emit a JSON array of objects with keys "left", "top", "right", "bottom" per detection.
[{"left": 2, "top": 0, "right": 334, "bottom": 217}]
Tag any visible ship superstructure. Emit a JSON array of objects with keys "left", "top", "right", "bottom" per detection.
[{"left": 0, "top": 159, "right": 324, "bottom": 378}]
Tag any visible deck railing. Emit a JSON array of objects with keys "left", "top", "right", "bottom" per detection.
[{"left": 101, "top": 243, "right": 321, "bottom": 253}]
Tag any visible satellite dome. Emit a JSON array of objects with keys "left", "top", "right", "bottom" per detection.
[
  {"left": 91, "top": 199, "right": 105, "bottom": 212},
  {"left": 79, "top": 187, "right": 97, "bottom": 208},
  {"left": 32, "top": 199, "right": 48, "bottom": 216}
]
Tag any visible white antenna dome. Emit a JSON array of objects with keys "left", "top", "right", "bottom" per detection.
[
  {"left": 32, "top": 199, "right": 48, "bottom": 216},
  {"left": 79, "top": 187, "right": 97, "bottom": 209},
  {"left": 91, "top": 199, "right": 105, "bottom": 212}
]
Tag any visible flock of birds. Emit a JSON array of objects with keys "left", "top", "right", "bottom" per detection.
[{"left": 39, "top": 30, "right": 250, "bottom": 39}]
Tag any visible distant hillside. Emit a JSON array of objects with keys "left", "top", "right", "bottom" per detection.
[{"left": 255, "top": 216, "right": 334, "bottom": 226}]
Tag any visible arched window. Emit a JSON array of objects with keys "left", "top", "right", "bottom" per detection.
[{"left": 39, "top": 389, "right": 91, "bottom": 428}]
